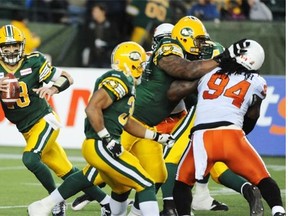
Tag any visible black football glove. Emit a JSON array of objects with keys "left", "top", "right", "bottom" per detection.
[
  {"left": 102, "top": 135, "right": 123, "bottom": 158},
  {"left": 213, "top": 39, "right": 250, "bottom": 71},
  {"left": 153, "top": 132, "right": 175, "bottom": 148}
]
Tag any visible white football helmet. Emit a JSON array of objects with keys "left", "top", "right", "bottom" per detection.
[
  {"left": 235, "top": 40, "right": 265, "bottom": 71},
  {"left": 152, "top": 23, "right": 174, "bottom": 50}
]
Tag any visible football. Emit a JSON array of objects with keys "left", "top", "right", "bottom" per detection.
[{"left": 1, "top": 73, "right": 20, "bottom": 106}]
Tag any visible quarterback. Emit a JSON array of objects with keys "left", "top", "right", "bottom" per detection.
[{"left": 0, "top": 24, "right": 110, "bottom": 216}]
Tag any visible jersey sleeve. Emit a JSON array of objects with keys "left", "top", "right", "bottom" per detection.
[
  {"left": 153, "top": 38, "right": 184, "bottom": 66},
  {"left": 254, "top": 75, "right": 267, "bottom": 100},
  {"left": 27, "top": 52, "right": 57, "bottom": 83},
  {"left": 98, "top": 74, "right": 130, "bottom": 101}
]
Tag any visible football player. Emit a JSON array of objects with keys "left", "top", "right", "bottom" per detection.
[
  {"left": 121, "top": 16, "right": 250, "bottom": 216},
  {"left": 126, "top": 0, "right": 171, "bottom": 45},
  {"left": 0, "top": 24, "right": 112, "bottom": 216},
  {"left": 172, "top": 39, "right": 286, "bottom": 216},
  {"left": 71, "top": 16, "right": 251, "bottom": 216},
  {"left": 148, "top": 21, "right": 257, "bottom": 216},
  {"left": 28, "top": 41, "right": 175, "bottom": 216}
]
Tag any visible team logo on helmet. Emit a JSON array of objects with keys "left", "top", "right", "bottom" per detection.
[
  {"left": 129, "top": 51, "right": 141, "bottom": 61},
  {"left": 180, "top": 28, "right": 193, "bottom": 37}
]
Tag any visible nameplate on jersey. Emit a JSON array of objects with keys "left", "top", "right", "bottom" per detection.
[
  {"left": 0, "top": 72, "right": 4, "bottom": 78},
  {"left": 20, "top": 68, "right": 32, "bottom": 76}
]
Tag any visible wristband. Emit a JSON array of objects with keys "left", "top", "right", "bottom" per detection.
[
  {"left": 97, "top": 128, "right": 110, "bottom": 138},
  {"left": 52, "top": 75, "right": 70, "bottom": 93},
  {"left": 144, "top": 129, "right": 156, "bottom": 140}
]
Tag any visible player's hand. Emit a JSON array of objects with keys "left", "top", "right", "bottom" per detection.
[
  {"left": 102, "top": 135, "right": 124, "bottom": 158},
  {"left": 0, "top": 77, "right": 9, "bottom": 93},
  {"left": 33, "top": 87, "right": 57, "bottom": 100},
  {"left": 213, "top": 39, "right": 250, "bottom": 64},
  {"left": 153, "top": 132, "right": 175, "bottom": 148}
]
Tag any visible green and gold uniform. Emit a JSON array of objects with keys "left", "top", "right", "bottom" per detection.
[
  {"left": 121, "top": 37, "right": 183, "bottom": 183},
  {"left": 0, "top": 52, "right": 73, "bottom": 194},
  {"left": 127, "top": 0, "right": 171, "bottom": 44},
  {"left": 82, "top": 70, "right": 155, "bottom": 194},
  {"left": 1, "top": 52, "right": 54, "bottom": 132}
]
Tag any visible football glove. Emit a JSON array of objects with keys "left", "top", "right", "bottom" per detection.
[
  {"left": 213, "top": 39, "right": 250, "bottom": 70},
  {"left": 98, "top": 128, "right": 123, "bottom": 158},
  {"left": 153, "top": 132, "right": 175, "bottom": 148},
  {"left": 102, "top": 135, "right": 123, "bottom": 158}
]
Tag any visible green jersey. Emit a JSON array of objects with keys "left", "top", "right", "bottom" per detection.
[
  {"left": 128, "top": 0, "right": 171, "bottom": 28},
  {"left": 84, "top": 70, "right": 136, "bottom": 141},
  {"left": 133, "top": 37, "right": 185, "bottom": 126},
  {"left": 0, "top": 52, "right": 57, "bottom": 132}
]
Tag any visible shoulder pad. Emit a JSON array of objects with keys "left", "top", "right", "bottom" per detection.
[
  {"left": 153, "top": 38, "right": 184, "bottom": 65},
  {"left": 99, "top": 70, "right": 132, "bottom": 100},
  {"left": 254, "top": 75, "right": 267, "bottom": 99}
]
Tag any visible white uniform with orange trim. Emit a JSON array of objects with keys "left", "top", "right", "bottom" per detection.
[
  {"left": 194, "top": 67, "right": 266, "bottom": 128},
  {"left": 176, "top": 67, "right": 270, "bottom": 186}
]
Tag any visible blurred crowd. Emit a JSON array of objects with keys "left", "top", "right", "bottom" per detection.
[
  {"left": 0, "top": 0, "right": 284, "bottom": 67},
  {"left": 0, "top": 0, "right": 281, "bottom": 24}
]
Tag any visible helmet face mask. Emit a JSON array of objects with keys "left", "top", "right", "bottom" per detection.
[
  {"left": 172, "top": 16, "right": 211, "bottom": 56},
  {"left": 111, "top": 41, "right": 147, "bottom": 84},
  {"left": 193, "top": 36, "right": 214, "bottom": 58},
  {"left": 0, "top": 25, "right": 25, "bottom": 65}
]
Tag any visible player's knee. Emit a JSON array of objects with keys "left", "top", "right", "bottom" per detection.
[
  {"left": 210, "top": 162, "right": 229, "bottom": 184},
  {"left": 62, "top": 166, "right": 79, "bottom": 180},
  {"left": 138, "top": 185, "right": 156, "bottom": 203},
  {"left": 210, "top": 172, "right": 221, "bottom": 183},
  {"left": 22, "top": 151, "right": 41, "bottom": 171},
  {"left": 111, "top": 190, "right": 131, "bottom": 202}
]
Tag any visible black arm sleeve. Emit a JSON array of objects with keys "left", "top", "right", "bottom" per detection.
[{"left": 242, "top": 115, "right": 257, "bottom": 135}]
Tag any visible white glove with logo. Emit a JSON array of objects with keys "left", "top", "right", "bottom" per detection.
[{"left": 153, "top": 132, "right": 175, "bottom": 148}]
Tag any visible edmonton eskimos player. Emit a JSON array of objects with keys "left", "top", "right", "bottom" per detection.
[
  {"left": 0, "top": 24, "right": 110, "bottom": 216},
  {"left": 28, "top": 41, "right": 175, "bottom": 216},
  {"left": 71, "top": 16, "right": 252, "bottom": 216}
]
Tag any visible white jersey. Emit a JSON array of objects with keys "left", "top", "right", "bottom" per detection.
[{"left": 194, "top": 67, "right": 267, "bottom": 128}]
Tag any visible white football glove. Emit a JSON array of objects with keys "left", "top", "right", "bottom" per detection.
[{"left": 153, "top": 132, "right": 175, "bottom": 148}]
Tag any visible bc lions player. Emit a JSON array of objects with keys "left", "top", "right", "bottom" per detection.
[{"left": 172, "top": 40, "right": 286, "bottom": 216}]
